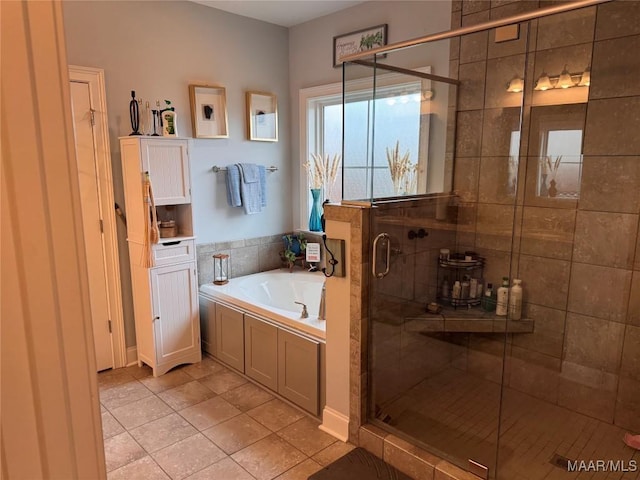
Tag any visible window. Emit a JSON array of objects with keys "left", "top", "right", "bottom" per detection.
[{"left": 299, "top": 67, "right": 433, "bottom": 228}]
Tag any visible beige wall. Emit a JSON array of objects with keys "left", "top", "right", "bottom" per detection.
[{"left": 452, "top": 1, "right": 640, "bottom": 431}]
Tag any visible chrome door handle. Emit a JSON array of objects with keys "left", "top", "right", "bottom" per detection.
[{"left": 372, "top": 233, "right": 391, "bottom": 279}]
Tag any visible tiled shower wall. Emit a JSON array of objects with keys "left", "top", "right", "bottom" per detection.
[{"left": 451, "top": 0, "right": 640, "bottom": 432}]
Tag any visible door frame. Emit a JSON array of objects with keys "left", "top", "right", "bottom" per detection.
[{"left": 69, "top": 65, "right": 126, "bottom": 368}]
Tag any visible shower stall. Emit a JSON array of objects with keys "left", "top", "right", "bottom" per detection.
[{"left": 340, "top": 0, "right": 640, "bottom": 478}]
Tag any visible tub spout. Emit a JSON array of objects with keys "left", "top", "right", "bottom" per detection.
[
  {"left": 294, "top": 301, "right": 308, "bottom": 319},
  {"left": 318, "top": 281, "right": 326, "bottom": 321}
]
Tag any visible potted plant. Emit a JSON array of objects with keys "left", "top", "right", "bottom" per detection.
[{"left": 282, "top": 233, "right": 307, "bottom": 271}]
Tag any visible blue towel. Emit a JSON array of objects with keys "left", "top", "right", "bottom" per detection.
[
  {"left": 225, "top": 164, "right": 242, "bottom": 207},
  {"left": 258, "top": 165, "right": 267, "bottom": 207},
  {"left": 238, "top": 163, "right": 262, "bottom": 214}
]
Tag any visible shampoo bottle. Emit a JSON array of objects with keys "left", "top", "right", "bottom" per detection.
[
  {"left": 496, "top": 277, "right": 509, "bottom": 316},
  {"left": 452, "top": 281, "right": 461, "bottom": 300},
  {"left": 442, "top": 276, "right": 450, "bottom": 300},
  {"left": 509, "top": 279, "right": 523, "bottom": 320},
  {"left": 481, "top": 283, "right": 494, "bottom": 312}
]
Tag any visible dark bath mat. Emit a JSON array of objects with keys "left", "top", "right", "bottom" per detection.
[{"left": 308, "top": 447, "right": 413, "bottom": 480}]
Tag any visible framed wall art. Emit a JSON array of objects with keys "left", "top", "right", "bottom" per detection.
[
  {"left": 246, "top": 91, "right": 278, "bottom": 142},
  {"left": 189, "top": 84, "right": 229, "bottom": 138},
  {"left": 333, "top": 24, "right": 387, "bottom": 68}
]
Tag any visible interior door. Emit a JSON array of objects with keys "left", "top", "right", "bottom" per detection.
[{"left": 70, "top": 81, "right": 113, "bottom": 371}]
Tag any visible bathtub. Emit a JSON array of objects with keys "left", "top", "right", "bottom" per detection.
[{"left": 199, "top": 269, "right": 326, "bottom": 339}]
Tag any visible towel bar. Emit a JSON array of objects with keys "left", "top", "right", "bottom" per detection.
[{"left": 212, "top": 165, "right": 278, "bottom": 173}]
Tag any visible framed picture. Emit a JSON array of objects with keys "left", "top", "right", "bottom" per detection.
[
  {"left": 246, "top": 91, "right": 278, "bottom": 142},
  {"left": 189, "top": 84, "right": 229, "bottom": 138},
  {"left": 333, "top": 24, "right": 387, "bottom": 68}
]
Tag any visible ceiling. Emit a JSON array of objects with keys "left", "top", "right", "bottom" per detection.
[{"left": 191, "top": 0, "right": 366, "bottom": 27}]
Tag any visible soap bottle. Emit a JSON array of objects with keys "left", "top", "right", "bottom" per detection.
[
  {"left": 452, "top": 281, "right": 461, "bottom": 301},
  {"left": 481, "top": 283, "right": 494, "bottom": 312},
  {"left": 162, "top": 100, "right": 178, "bottom": 137},
  {"left": 441, "top": 276, "right": 450, "bottom": 301},
  {"left": 461, "top": 276, "right": 470, "bottom": 299},
  {"left": 496, "top": 277, "right": 509, "bottom": 316},
  {"left": 509, "top": 279, "right": 523, "bottom": 320}
]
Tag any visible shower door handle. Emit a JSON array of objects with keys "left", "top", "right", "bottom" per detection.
[{"left": 372, "top": 233, "right": 391, "bottom": 279}]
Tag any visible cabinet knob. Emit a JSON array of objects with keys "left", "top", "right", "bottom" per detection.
[{"left": 153, "top": 316, "right": 160, "bottom": 322}]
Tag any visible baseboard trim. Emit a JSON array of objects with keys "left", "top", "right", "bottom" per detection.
[
  {"left": 126, "top": 346, "right": 138, "bottom": 367},
  {"left": 320, "top": 406, "right": 349, "bottom": 442}
]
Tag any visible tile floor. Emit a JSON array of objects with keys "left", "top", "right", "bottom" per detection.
[
  {"left": 379, "top": 368, "right": 640, "bottom": 480},
  {"left": 99, "top": 356, "right": 354, "bottom": 480}
]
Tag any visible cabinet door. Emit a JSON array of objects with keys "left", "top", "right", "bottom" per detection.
[
  {"left": 150, "top": 262, "right": 200, "bottom": 366},
  {"left": 278, "top": 329, "right": 319, "bottom": 415},
  {"left": 141, "top": 139, "right": 191, "bottom": 205},
  {"left": 215, "top": 303, "right": 245, "bottom": 372},
  {"left": 199, "top": 297, "right": 216, "bottom": 356},
  {"left": 244, "top": 315, "right": 278, "bottom": 391}
]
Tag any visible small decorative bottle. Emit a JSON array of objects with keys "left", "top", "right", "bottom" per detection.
[
  {"left": 481, "top": 283, "right": 495, "bottom": 312},
  {"left": 441, "top": 276, "right": 450, "bottom": 302},
  {"left": 496, "top": 277, "right": 510, "bottom": 316}
]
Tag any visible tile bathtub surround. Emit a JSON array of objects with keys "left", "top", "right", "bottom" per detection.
[
  {"left": 99, "top": 357, "right": 347, "bottom": 480},
  {"left": 196, "top": 233, "right": 288, "bottom": 285}
]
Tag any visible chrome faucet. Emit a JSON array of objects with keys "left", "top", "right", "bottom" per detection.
[
  {"left": 318, "top": 281, "right": 326, "bottom": 321},
  {"left": 294, "top": 301, "right": 308, "bottom": 319}
]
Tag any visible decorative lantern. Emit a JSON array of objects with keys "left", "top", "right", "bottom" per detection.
[{"left": 213, "top": 254, "right": 229, "bottom": 285}]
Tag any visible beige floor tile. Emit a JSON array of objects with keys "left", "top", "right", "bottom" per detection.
[
  {"left": 103, "top": 431, "right": 146, "bottom": 472},
  {"left": 246, "top": 399, "right": 305, "bottom": 432},
  {"left": 100, "top": 380, "right": 153, "bottom": 410},
  {"left": 101, "top": 410, "right": 125, "bottom": 440},
  {"left": 110, "top": 395, "right": 173, "bottom": 430},
  {"left": 122, "top": 364, "right": 153, "bottom": 379},
  {"left": 203, "top": 413, "right": 271, "bottom": 454},
  {"left": 107, "top": 455, "right": 169, "bottom": 480},
  {"left": 198, "top": 368, "right": 248, "bottom": 394},
  {"left": 98, "top": 369, "right": 137, "bottom": 392},
  {"left": 276, "top": 417, "right": 337, "bottom": 456},
  {"left": 140, "top": 369, "right": 193, "bottom": 394},
  {"left": 129, "top": 412, "right": 197, "bottom": 453},
  {"left": 232, "top": 434, "right": 307, "bottom": 480},
  {"left": 152, "top": 433, "right": 226, "bottom": 480},
  {"left": 181, "top": 357, "right": 226, "bottom": 380},
  {"left": 221, "top": 382, "right": 274, "bottom": 411},
  {"left": 179, "top": 396, "right": 242, "bottom": 430},
  {"left": 274, "top": 458, "right": 323, "bottom": 480},
  {"left": 158, "top": 380, "right": 216, "bottom": 410},
  {"left": 184, "top": 457, "right": 255, "bottom": 480},
  {"left": 311, "top": 441, "right": 356, "bottom": 466}
]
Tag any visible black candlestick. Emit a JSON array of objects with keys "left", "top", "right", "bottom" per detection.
[{"left": 129, "top": 90, "right": 141, "bottom": 135}]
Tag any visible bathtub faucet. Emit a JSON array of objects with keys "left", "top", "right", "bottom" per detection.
[
  {"left": 318, "top": 281, "right": 326, "bottom": 321},
  {"left": 294, "top": 302, "right": 308, "bottom": 319}
]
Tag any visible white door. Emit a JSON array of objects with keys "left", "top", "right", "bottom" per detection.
[{"left": 70, "top": 81, "right": 113, "bottom": 371}]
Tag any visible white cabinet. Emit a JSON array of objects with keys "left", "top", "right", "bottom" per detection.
[{"left": 121, "top": 137, "right": 200, "bottom": 376}]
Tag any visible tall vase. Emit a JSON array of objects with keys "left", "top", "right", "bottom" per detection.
[{"left": 309, "top": 188, "right": 323, "bottom": 232}]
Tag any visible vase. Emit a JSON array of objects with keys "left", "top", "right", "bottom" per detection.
[
  {"left": 309, "top": 188, "right": 323, "bottom": 232},
  {"left": 548, "top": 179, "right": 558, "bottom": 198}
]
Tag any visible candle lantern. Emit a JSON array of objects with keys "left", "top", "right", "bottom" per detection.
[{"left": 213, "top": 253, "right": 229, "bottom": 285}]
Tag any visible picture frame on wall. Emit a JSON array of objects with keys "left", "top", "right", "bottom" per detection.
[
  {"left": 246, "top": 91, "right": 278, "bottom": 142},
  {"left": 333, "top": 24, "right": 387, "bottom": 68},
  {"left": 189, "top": 84, "right": 229, "bottom": 138}
]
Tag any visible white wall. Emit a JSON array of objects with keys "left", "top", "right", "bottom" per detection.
[
  {"left": 288, "top": 1, "right": 452, "bottom": 226},
  {"left": 63, "top": 1, "right": 291, "bottom": 346}
]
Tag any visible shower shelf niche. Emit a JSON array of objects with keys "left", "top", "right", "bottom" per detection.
[{"left": 404, "top": 309, "right": 534, "bottom": 334}]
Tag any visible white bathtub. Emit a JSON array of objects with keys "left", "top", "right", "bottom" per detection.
[{"left": 199, "top": 269, "right": 326, "bottom": 339}]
